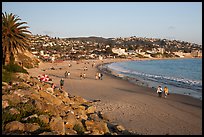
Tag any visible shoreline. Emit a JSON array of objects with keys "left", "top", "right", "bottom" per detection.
[
  {"left": 97, "top": 57, "right": 202, "bottom": 101},
  {"left": 27, "top": 57, "right": 202, "bottom": 135}
]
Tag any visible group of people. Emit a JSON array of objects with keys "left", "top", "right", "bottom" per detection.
[
  {"left": 64, "top": 71, "right": 71, "bottom": 79},
  {"left": 80, "top": 72, "right": 86, "bottom": 79},
  {"left": 83, "top": 66, "right": 88, "bottom": 71},
  {"left": 95, "top": 72, "right": 103, "bottom": 80},
  {"left": 157, "top": 85, "right": 169, "bottom": 98}
]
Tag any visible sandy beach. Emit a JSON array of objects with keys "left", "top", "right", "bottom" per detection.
[{"left": 27, "top": 58, "right": 202, "bottom": 135}]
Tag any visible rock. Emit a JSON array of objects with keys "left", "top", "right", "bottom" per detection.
[
  {"left": 13, "top": 90, "right": 25, "bottom": 97},
  {"left": 62, "top": 97, "right": 71, "bottom": 105},
  {"left": 17, "top": 82, "right": 31, "bottom": 89},
  {"left": 5, "top": 121, "right": 25, "bottom": 132},
  {"left": 2, "top": 94, "right": 22, "bottom": 105},
  {"left": 38, "top": 90, "right": 62, "bottom": 106},
  {"left": 22, "top": 114, "right": 38, "bottom": 121},
  {"left": 21, "top": 97, "right": 30, "bottom": 103},
  {"left": 39, "top": 115, "right": 50, "bottom": 124},
  {"left": 73, "top": 96, "right": 87, "bottom": 104},
  {"left": 70, "top": 103, "right": 79, "bottom": 110},
  {"left": 115, "top": 125, "right": 125, "bottom": 132},
  {"left": 24, "top": 123, "right": 40, "bottom": 132},
  {"left": 91, "top": 129, "right": 101, "bottom": 135},
  {"left": 89, "top": 113, "right": 101, "bottom": 122},
  {"left": 85, "top": 120, "right": 110, "bottom": 134},
  {"left": 60, "top": 105, "right": 72, "bottom": 114},
  {"left": 73, "top": 121, "right": 85, "bottom": 134},
  {"left": 39, "top": 131, "right": 57, "bottom": 135},
  {"left": 33, "top": 100, "right": 59, "bottom": 116},
  {"left": 63, "top": 112, "right": 77, "bottom": 129},
  {"left": 49, "top": 116, "right": 65, "bottom": 135},
  {"left": 2, "top": 100, "right": 9, "bottom": 109},
  {"left": 9, "top": 108, "right": 20, "bottom": 115},
  {"left": 16, "top": 73, "right": 30, "bottom": 81},
  {"left": 86, "top": 106, "right": 96, "bottom": 114},
  {"left": 46, "top": 87, "right": 54, "bottom": 94},
  {"left": 99, "top": 111, "right": 110, "bottom": 121},
  {"left": 78, "top": 105, "right": 86, "bottom": 110},
  {"left": 59, "top": 90, "right": 69, "bottom": 98},
  {"left": 2, "top": 82, "right": 8, "bottom": 86},
  {"left": 65, "top": 129, "right": 78, "bottom": 135},
  {"left": 2, "top": 73, "right": 131, "bottom": 135},
  {"left": 73, "top": 107, "right": 88, "bottom": 120}
]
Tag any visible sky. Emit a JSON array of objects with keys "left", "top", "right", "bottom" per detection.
[{"left": 2, "top": 2, "right": 202, "bottom": 45}]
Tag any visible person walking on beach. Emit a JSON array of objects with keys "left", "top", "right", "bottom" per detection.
[
  {"left": 98, "top": 73, "right": 101, "bottom": 80},
  {"left": 95, "top": 73, "right": 99, "bottom": 80},
  {"left": 64, "top": 71, "right": 68, "bottom": 78},
  {"left": 163, "top": 86, "right": 169, "bottom": 98},
  {"left": 100, "top": 73, "right": 103, "bottom": 80},
  {"left": 67, "top": 71, "right": 71, "bottom": 79},
  {"left": 83, "top": 73, "right": 86, "bottom": 79},
  {"left": 157, "top": 85, "right": 163, "bottom": 97},
  {"left": 92, "top": 62, "right": 95, "bottom": 68},
  {"left": 80, "top": 73, "right": 83, "bottom": 80},
  {"left": 60, "top": 78, "right": 64, "bottom": 89}
]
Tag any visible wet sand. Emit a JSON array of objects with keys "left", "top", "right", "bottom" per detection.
[{"left": 27, "top": 58, "right": 202, "bottom": 135}]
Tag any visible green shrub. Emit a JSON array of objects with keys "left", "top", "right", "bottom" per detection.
[
  {"left": 2, "top": 108, "right": 22, "bottom": 131},
  {"left": 2, "top": 69, "right": 13, "bottom": 83},
  {"left": 3, "top": 63, "right": 28, "bottom": 74}
]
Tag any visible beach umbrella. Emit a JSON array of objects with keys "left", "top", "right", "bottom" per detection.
[{"left": 40, "top": 74, "right": 49, "bottom": 82}]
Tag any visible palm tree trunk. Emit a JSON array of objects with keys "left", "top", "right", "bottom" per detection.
[{"left": 5, "top": 50, "right": 10, "bottom": 65}]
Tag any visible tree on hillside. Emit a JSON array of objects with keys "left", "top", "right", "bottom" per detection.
[{"left": 2, "top": 12, "right": 31, "bottom": 65}]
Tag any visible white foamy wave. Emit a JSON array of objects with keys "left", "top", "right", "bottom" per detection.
[{"left": 107, "top": 63, "right": 202, "bottom": 91}]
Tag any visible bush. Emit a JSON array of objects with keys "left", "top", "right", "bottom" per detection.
[
  {"left": 3, "top": 63, "right": 28, "bottom": 74},
  {"left": 2, "top": 69, "right": 13, "bottom": 83}
]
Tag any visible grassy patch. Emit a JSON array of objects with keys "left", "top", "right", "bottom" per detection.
[
  {"left": 3, "top": 63, "right": 28, "bottom": 74},
  {"left": 2, "top": 69, "right": 14, "bottom": 83}
]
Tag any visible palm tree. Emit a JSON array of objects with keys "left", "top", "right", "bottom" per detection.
[{"left": 2, "top": 12, "right": 31, "bottom": 65}]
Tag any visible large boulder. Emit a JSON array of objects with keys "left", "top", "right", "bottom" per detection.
[
  {"left": 86, "top": 106, "right": 96, "bottom": 114},
  {"left": 39, "top": 114, "right": 50, "bottom": 124},
  {"left": 24, "top": 123, "right": 40, "bottom": 133},
  {"left": 2, "top": 94, "right": 22, "bottom": 105},
  {"left": 85, "top": 120, "right": 110, "bottom": 134},
  {"left": 38, "top": 90, "right": 62, "bottom": 106},
  {"left": 33, "top": 99, "right": 60, "bottom": 116},
  {"left": 65, "top": 128, "right": 78, "bottom": 135},
  {"left": 49, "top": 116, "right": 65, "bottom": 135},
  {"left": 63, "top": 112, "right": 77, "bottom": 129},
  {"left": 5, "top": 121, "right": 25, "bottom": 133}
]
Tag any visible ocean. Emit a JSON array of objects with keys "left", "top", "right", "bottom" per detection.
[{"left": 105, "top": 58, "right": 202, "bottom": 100}]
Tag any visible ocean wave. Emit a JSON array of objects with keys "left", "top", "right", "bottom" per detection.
[{"left": 107, "top": 63, "right": 202, "bottom": 92}]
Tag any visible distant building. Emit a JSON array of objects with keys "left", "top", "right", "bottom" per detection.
[{"left": 112, "top": 48, "right": 127, "bottom": 56}]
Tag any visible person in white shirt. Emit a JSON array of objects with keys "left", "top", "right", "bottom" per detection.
[{"left": 157, "top": 85, "right": 163, "bottom": 97}]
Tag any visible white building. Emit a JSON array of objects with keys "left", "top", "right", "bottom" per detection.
[
  {"left": 40, "top": 50, "right": 44, "bottom": 56},
  {"left": 112, "top": 48, "right": 128, "bottom": 56}
]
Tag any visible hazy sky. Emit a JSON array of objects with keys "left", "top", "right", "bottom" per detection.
[{"left": 2, "top": 2, "right": 202, "bottom": 45}]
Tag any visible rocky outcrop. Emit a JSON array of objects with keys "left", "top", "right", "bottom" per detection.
[{"left": 2, "top": 73, "right": 135, "bottom": 135}]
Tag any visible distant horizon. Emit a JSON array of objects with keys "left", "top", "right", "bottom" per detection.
[{"left": 2, "top": 2, "right": 202, "bottom": 45}]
